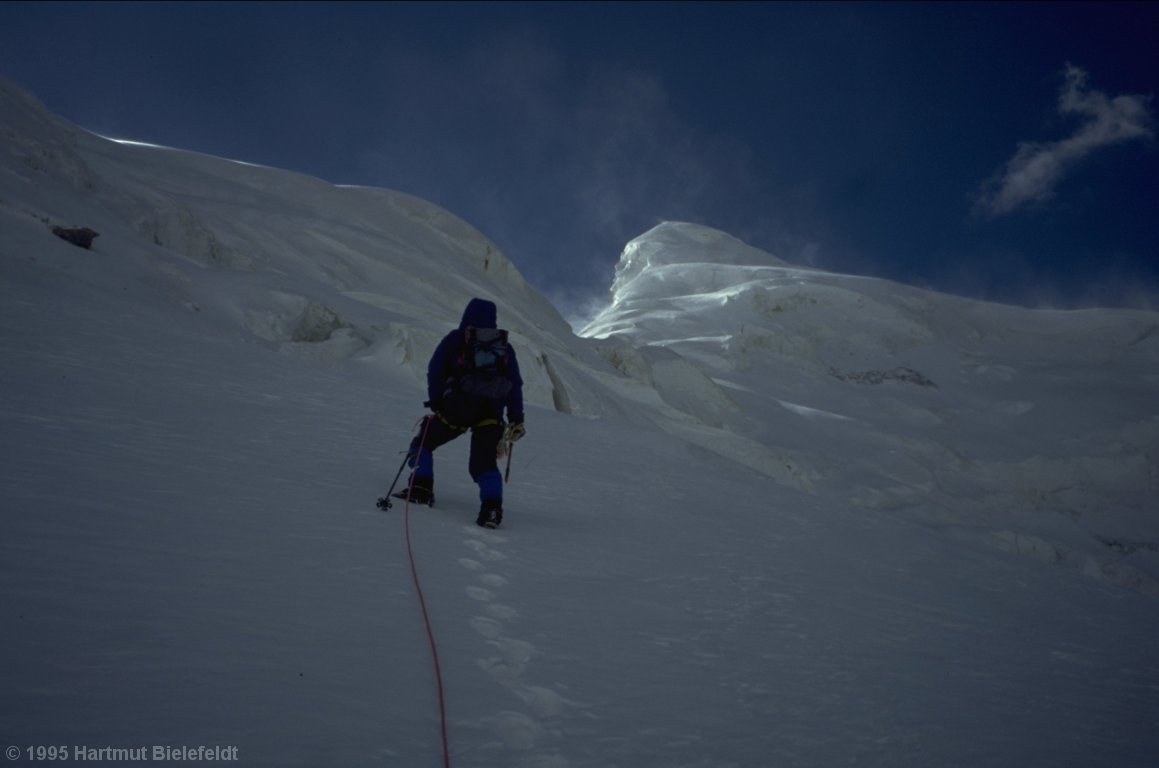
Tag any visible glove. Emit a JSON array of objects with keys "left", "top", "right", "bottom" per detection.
[{"left": 508, "top": 422, "right": 526, "bottom": 442}]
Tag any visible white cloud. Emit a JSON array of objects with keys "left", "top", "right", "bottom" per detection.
[{"left": 976, "top": 64, "right": 1154, "bottom": 216}]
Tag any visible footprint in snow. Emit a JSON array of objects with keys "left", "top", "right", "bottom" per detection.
[
  {"left": 463, "top": 537, "right": 507, "bottom": 561},
  {"left": 467, "top": 585, "right": 495, "bottom": 602},
  {"left": 480, "top": 572, "right": 508, "bottom": 587},
  {"left": 470, "top": 615, "right": 504, "bottom": 639}
]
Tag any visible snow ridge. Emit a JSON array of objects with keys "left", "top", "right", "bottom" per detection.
[{"left": 584, "top": 220, "right": 1159, "bottom": 597}]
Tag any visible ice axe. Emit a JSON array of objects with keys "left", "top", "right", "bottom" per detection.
[
  {"left": 504, "top": 437, "right": 514, "bottom": 484},
  {"left": 497, "top": 424, "right": 516, "bottom": 483}
]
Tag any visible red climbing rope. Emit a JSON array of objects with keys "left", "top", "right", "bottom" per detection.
[{"left": 402, "top": 416, "right": 451, "bottom": 767}]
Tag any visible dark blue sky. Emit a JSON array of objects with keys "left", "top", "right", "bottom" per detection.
[{"left": 3, "top": 1, "right": 1156, "bottom": 322}]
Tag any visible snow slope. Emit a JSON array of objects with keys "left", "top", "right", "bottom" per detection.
[{"left": 2, "top": 77, "right": 1157, "bottom": 767}]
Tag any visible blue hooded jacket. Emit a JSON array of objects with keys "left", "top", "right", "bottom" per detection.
[{"left": 428, "top": 298, "right": 524, "bottom": 423}]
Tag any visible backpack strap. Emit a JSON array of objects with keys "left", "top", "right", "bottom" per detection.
[{"left": 455, "top": 326, "right": 475, "bottom": 371}]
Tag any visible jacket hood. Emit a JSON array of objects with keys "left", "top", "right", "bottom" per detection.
[{"left": 460, "top": 298, "right": 498, "bottom": 329}]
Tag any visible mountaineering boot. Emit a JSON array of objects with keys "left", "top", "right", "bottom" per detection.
[
  {"left": 477, "top": 498, "right": 503, "bottom": 529},
  {"left": 394, "top": 476, "right": 435, "bottom": 506}
]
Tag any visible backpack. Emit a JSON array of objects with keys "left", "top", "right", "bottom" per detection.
[{"left": 453, "top": 327, "right": 513, "bottom": 402}]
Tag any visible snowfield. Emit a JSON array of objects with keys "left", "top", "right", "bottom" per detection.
[{"left": 2, "top": 77, "right": 1157, "bottom": 767}]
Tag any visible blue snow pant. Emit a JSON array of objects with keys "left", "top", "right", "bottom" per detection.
[{"left": 409, "top": 415, "right": 504, "bottom": 503}]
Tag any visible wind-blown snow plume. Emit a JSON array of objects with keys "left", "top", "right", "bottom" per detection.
[{"left": 976, "top": 64, "right": 1154, "bottom": 216}]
